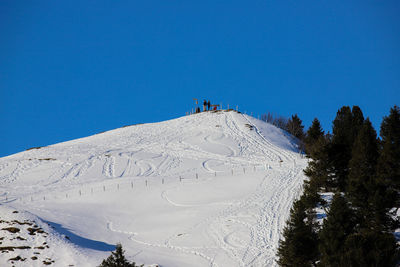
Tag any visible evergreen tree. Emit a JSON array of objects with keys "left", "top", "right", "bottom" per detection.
[
  {"left": 277, "top": 106, "right": 400, "bottom": 266},
  {"left": 277, "top": 200, "right": 318, "bottom": 267},
  {"left": 330, "top": 106, "right": 364, "bottom": 191},
  {"left": 347, "top": 119, "right": 379, "bottom": 213},
  {"left": 319, "top": 193, "right": 356, "bottom": 267},
  {"left": 287, "top": 114, "right": 305, "bottom": 140},
  {"left": 304, "top": 118, "right": 324, "bottom": 156},
  {"left": 346, "top": 118, "right": 396, "bottom": 231},
  {"left": 374, "top": 105, "right": 400, "bottom": 230},
  {"left": 303, "top": 134, "right": 334, "bottom": 191},
  {"left": 99, "top": 243, "right": 142, "bottom": 267},
  {"left": 377, "top": 105, "right": 400, "bottom": 200},
  {"left": 351, "top": 106, "right": 365, "bottom": 140},
  {"left": 368, "top": 180, "right": 396, "bottom": 231},
  {"left": 342, "top": 230, "right": 398, "bottom": 267}
]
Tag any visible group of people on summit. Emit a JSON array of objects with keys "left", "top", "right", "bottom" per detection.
[
  {"left": 193, "top": 99, "right": 218, "bottom": 113},
  {"left": 203, "top": 100, "right": 212, "bottom": 111}
]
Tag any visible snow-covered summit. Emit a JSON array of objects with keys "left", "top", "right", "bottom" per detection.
[
  {"left": 0, "top": 110, "right": 298, "bottom": 189},
  {"left": 0, "top": 110, "right": 307, "bottom": 266}
]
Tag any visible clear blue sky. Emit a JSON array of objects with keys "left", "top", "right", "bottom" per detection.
[{"left": 1, "top": 1, "right": 399, "bottom": 157}]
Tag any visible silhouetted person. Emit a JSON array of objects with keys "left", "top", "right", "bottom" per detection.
[
  {"left": 207, "top": 100, "right": 211, "bottom": 110},
  {"left": 203, "top": 100, "right": 207, "bottom": 112}
]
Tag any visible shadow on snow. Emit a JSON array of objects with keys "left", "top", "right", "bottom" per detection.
[{"left": 42, "top": 219, "right": 116, "bottom": 252}]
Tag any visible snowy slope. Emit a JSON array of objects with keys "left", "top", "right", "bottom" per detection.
[{"left": 0, "top": 110, "right": 307, "bottom": 266}]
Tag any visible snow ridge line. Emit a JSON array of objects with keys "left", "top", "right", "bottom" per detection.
[
  {"left": 225, "top": 113, "right": 281, "bottom": 163},
  {"left": 238, "top": 113, "right": 294, "bottom": 162}
]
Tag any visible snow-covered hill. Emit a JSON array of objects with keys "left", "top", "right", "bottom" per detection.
[{"left": 0, "top": 110, "right": 307, "bottom": 266}]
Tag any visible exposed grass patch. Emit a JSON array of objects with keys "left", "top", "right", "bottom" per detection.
[
  {"left": 9, "top": 255, "right": 26, "bottom": 262},
  {"left": 0, "top": 246, "right": 31, "bottom": 251},
  {"left": 245, "top": 123, "right": 254, "bottom": 130},
  {"left": 43, "top": 258, "right": 55, "bottom": 265},
  {"left": 11, "top": 236, "right": 26, "bottom": 241},
  {"left": 122, "top": 123, "right": 143, "bottom": 128},
  {"left": 26, "top": 146, "right": 43, "bottom": 151},
  {"left": 2, "top": 227, "right": 20, "bottom": 233},
  {"left": 11, "top": 220, "right": 33, "bottom": 226},
  {"left": 27, "top": 227, "right": 45, "bottom": 235}
]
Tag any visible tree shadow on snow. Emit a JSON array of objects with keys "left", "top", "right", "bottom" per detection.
[
  {"left": 42, "top": 219, "right": 115, "bottom": 252},
  {"left": 316, "top": 213, "right": 327, "bottom": 220},
  {"left": 395, "top": 232, "right": 400, "bottom": 242}
]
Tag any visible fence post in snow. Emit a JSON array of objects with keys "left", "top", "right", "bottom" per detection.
[
  {"left": 196, "top": 173, "right": 198, "bottom": 179},
  {"left": 179, "top": 176, "right": 182, "bottom": 182},
  {"left": 91, "top": 188, "right": 93, "bottom": 195},
  {"left": 215, "top": 171, "right": 217, "bottom": 177},
  {"left": 253, "top": 165, "right": 256, "bottom": 172},
  {"left": 146, "top": 180, "right": 148, "bottom": 187},
  {"left": 31, "top": 197, "right": 33, "bottom": 202},
  {"left": 65, "top": 194, "right": 68, "bottom": 199},
  {"left": 131, "top": 181, "right": 134, "bottom": 188},
  {"left": 231, "top": 169, "right": 234, "bottom": 176},
  {"left": 243, "top": 167, "right": 246, "bottom": 174},
  {"left": 79, "top": 190, "right": 82, "bottom": 196},
  {"left": 43, "top": 196, "right": 45, "bottom": 201},
  {"left": 117, "top": 184, "right": 119, "bottom": 190},
  {"left": 103, "top": 186, "right": 106, "bottom": 192}
]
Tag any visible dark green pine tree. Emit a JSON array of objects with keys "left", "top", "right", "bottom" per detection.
[
  {"left": 319, "top": 193, "right": 356, "bottom": 267},
  {"left": 351, "top": 106, "right": 365, "bottom": 140},
  {"left": 277, "top": 200, "right": 318, "bottom": 267},
  {"left": 287, "top": 114, "right": 305, "bottom": 140},
  {"left": 303, "top": 134, "right": 336, "bottom": 192},
  {"left": 330, "top": 106, "right": 364, "bottom": 191},
  {"left": 347, "top": 118, "right": 379, "bottom": 215},
  {"left": 377, "top": 105, "right": 400, "bottom": 201},
  {"left": 304, "top": 118, "right": 324, "bottom": 156},
  {"left": 99, "top": 243, "right": 142, "bottom": 267},
  {"left": 341, "top": 230, "right": 398, "bottom": 267},
  {"left": 346, "top": 118, "right": 395, "bottom": 231}
]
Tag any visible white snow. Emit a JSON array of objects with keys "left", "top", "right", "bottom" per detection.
[{"left": 0, "top": 110, "right": 307, "bottom": 266}]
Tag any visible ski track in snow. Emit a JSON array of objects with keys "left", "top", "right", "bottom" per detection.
[
  {"left": 0, "top": 159, "right": 40, "bottom": 183},
  {"left": 103, "top": 155, "right": 116, "bottom": 178},
  {"left": 107, "top": 221, "right": 219, "bottom": 267},
  {"left": 206, "top": 167, "right": 303, "bottom": 266},
  {"left": 0, "top": 111, "right": 306, "bottom": 267}
]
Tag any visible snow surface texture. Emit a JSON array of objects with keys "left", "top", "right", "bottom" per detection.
[{"left": 0, "top": 110, "right": 307, "bottom": 266}]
